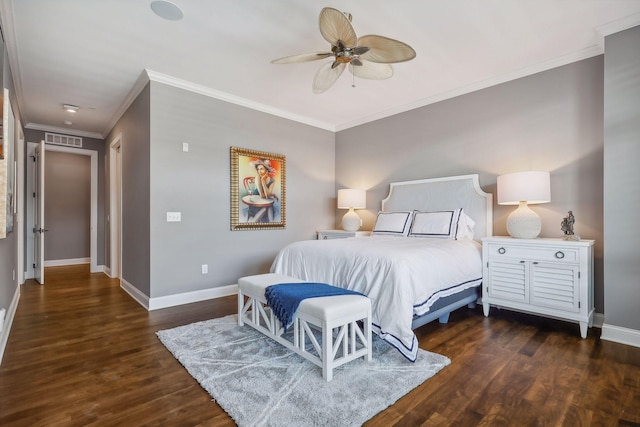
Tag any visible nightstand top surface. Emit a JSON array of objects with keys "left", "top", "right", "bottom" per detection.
[{"left": 482, "top": 236, "right": 594, "bottom": 246}]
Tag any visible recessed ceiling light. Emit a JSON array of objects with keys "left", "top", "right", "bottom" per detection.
[
  {"left": 151, "top": 1, "right": 183, "bottom": 21},
  {"left": 64, "top": 120, "right": 73, "bottom": 126},
  {"left": 63, "top": 104, "right": 79, "bottom": 113}
]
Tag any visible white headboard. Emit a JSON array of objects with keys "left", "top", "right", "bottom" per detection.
[{"left": 381, "top": 174, "right": 493, "bottom": 241}]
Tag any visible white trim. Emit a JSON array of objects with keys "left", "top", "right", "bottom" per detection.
[
  {"left": 109, "top": 134, "right": 122, "bottom": 279},
  {"left": 102, "top": 265, "right": 111, "bottom": 277},
  {"left": 0, "top": 285, "right": 21, "bottom": 366},
  {"left": 595, "top": 12, "right": 640, "bottom": 49},
  {"left": 120, "top": 278, "right": 150, "bottom": 310},
  {"left": 145, "top": 69, "right": 336, "bottom": 132},
  {"left": 601, "top": 323, "right": 640, "bottom": 348},
  {"left": 44, "top": 258, "right": 90, "bottom": 267},
  {"left": 45, "top": 145, "right": 99, "bottom": 273},
  {"left": 102, "top": 71, "right": 151, "bottom": 139},
  {"left": 120, "top": 278, "right": 237, "bottom": 312},
  {"left": 148, "top": 284, "right": 238, "bottom": 311}
]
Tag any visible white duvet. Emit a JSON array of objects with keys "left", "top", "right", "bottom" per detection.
[{"left": 270, "top": 235, "right": 483, "bottom": 361}]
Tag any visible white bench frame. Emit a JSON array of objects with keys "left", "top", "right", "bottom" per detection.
[{"left": 238, "top": 285, "right": 372, "bottom": 381}]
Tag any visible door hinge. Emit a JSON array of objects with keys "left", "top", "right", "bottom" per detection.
[
  {"left": 33, "top": 263, "right": 36, "bottom": 268},
  {"left": 578, "top": 271, "right": 581, "bottom": 279},
  {"left": 33, "top": 192, "right": 36, "bottom": 198},
  {"left": 486, "top": 261, "right": 489, "bottom": 268},
  {"left": 578, "top": 301, "right": 581, "bottom": 308}
]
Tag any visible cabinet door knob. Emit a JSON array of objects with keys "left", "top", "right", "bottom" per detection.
[
  {"left": 555, "top": 251, "right": 565, "bottom": 259},
  {"left": 498, "top": 247, "right": 506, "bottom": 254}
]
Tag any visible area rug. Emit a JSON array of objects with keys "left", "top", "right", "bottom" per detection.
[{"left": 157, "top": 314, "right": 450, "bottom": 427}]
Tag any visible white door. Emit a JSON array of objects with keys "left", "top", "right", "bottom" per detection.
[{"left": 34, "top": 141, "right": 46, "bottom": 284}]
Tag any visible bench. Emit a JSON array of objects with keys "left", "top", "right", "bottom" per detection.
[{"left": 237, "top": 273, "right": 372, "bottom": 381}]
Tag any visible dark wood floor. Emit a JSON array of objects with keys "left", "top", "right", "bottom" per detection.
[{"left": 1, "top": 266, "right": 639, "bottom": 426}]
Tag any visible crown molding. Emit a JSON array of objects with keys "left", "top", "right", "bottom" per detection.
[
  {"left": 145, "top": 69, "right": 336, "bottom": 132},
  {"left": 100, "top": 70, "right": 152, "bottom": 138},
  {"left": 24, "top": 123, "right": 103, "bottom": 140},
  {"left": 595, "top": 12, "right": 640, "bottom": 49},
  {"left": 335, "top": 45, "right": 604, "bottom": 132}
]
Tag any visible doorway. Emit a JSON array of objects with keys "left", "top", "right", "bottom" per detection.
[{"left": 25, "top": 143, "right": 98, "bottom": 279}]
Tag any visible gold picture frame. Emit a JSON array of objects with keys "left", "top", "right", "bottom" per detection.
[{"left": 230, "top": 146, "right": 286, "bottom": 230}]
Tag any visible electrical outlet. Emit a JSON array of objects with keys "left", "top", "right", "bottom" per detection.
[
  {"left": 182, "top": 142, "right": 189, "bottom": 152},
  {"left": 166, "top": 212, "right": 181, "bottom": 222},
  {"left": 201, "top": 264, "right": 208, "bottom": 274}
]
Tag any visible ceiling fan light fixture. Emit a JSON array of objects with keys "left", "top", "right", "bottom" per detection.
[
  {"left": 271, "top": 7, "right": 416, "bottom": 94},
  {"left": 150, "top": 1, "right": 184, "bottom": 21},
  {"left": 63, "top": 104, "right": 79, "bottom": 113}
]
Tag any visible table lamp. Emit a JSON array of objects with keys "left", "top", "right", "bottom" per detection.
[
  {"left": 497, "top": 171, "right": 550, "bottom": 239},
  {"left": 337, "top": 189, "right": 366, "bottom": 232}
]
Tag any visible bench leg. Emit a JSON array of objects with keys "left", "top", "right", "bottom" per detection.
[
  {"left": 237, "top": 289, "right": 244, "bottom": 326},
  {"left": 322, "top": 321, "right": 333, "bottom": 382}
]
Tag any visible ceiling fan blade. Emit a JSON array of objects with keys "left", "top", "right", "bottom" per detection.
[
  {"left": 271, "top": 52, "right": 333, "bottom": 64},
  {"left": 358, "top": 35, "right": 416, "bottom": 63},
  {"left": 349, "top": 60, "right": 393, "bottom": 80},
  {"left": 313, "top": 61, "right": 347, "bottom": 94},
  {"left": 319, "top": 7, "right": 357, "bottom": 48}
]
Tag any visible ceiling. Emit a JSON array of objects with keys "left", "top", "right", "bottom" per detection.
[{"left": 1, "top": 1, "right": 640, "bottom": 139}]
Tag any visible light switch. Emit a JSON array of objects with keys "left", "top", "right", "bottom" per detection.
[
  {"left": 166, "top": 212, "right": 181, "bottom": 222},
  {"left": 182, "top": 142, "right": 189, "bottom": 152},
  {"left": 201, "top": 264, "right": 208, "bottom": 274}
]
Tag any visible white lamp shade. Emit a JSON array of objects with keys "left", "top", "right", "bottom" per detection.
[
  {"left": 497, "top": 171, "right": 551, "bottom": 205},
  {"left": 337, "top": 189, "right": 366, "bottom": 209}
]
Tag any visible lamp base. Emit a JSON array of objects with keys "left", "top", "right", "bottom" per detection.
[
  {"left": 506, "top": 201, "right": 542, "bottom": 239},
  {"left": 342, "top": 208, "right": 362, "bottom": 232}
]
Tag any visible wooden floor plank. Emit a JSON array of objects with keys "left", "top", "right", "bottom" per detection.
[{"left": 1, "top": 265, "right": 640, "bottom": 426}]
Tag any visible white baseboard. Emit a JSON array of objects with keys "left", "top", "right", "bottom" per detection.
[
  {"left": 120, "top": 278, "right": 238, "bottom": 311},
  {"left": 0, "top": 285, "right": 21, "bottom": 366},
  {"left": 120, "top": 278, "right": 150, "bottom": 310},
  {"left": 44, "top": 258, "right": 90, "bottom": 267},
  {"left": 601, "top": 323, "right": 640, "bottom": 348},
  {"left": 102, "top": 265, "right": 112, "bottom": 277},
  {"left": 148, "top": 284, "right": 238, "bottom": 311}
]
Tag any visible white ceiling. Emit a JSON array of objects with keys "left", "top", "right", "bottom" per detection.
[{"left": 1, "top": 1, "right": 640, "bottom": 138}]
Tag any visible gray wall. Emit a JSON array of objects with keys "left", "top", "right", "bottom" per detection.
[
  {"left": 105, "top": 84, "right": 151, "bottom": 296},
  {"left": 336, "top": 56, "right": 605, "bottom": 313},
  {"left": 603, "top": 26, "right": 640, "bottom": 331},
  {"left": 147, "top": 81, "right": 335, "bottom": 298},
  {"left": 43, "top": 151, "right": 90, "bottom": 261}
]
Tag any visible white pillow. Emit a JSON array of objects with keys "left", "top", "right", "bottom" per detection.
[
  {"left": 457, "top": 211, "right": 476, "bottom": 240},
  {"left": 372, "top": 211, "right": 413, "bottom": 236},
  {"left": 408, "top": 208, "right": 474, "bottom": 239}
]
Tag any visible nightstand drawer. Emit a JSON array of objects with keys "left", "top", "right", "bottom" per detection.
[{"left": 486, "top": 243, "right": 579, "bottom": 263}]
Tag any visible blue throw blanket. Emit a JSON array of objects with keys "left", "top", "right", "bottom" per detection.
[{"left": 264, "top": 283, "right": 365, "bottom": 329}]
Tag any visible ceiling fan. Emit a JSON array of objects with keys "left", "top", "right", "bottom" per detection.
[{"left": 271, "top": 7, "right": 416, "bottom": 94}]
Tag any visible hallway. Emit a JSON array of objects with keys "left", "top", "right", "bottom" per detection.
[{"left": 0, "top": 265, "right": 236, "bottom": 426}]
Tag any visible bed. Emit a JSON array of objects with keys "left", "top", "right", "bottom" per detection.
[{"left": 270, "top": 174, "right": 493, "bottom": 361}]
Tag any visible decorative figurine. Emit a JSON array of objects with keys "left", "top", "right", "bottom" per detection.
[{"left": 561, "top": 211, "right": 580, "bottom": 240}]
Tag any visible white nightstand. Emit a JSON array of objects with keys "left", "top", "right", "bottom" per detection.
[
  {"left": 317, "top": 230, "right": 371, "bottom": 240},
  {"left": 481, "top": 236, "right": 595, "bottom": 338}
]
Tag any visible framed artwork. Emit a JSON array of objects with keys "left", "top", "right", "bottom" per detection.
[{"left": 230, "top": 146, "right": 286, "bottom": 230}]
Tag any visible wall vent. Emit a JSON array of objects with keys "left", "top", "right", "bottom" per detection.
[{"left": 45, "top": 132, "right": 83, "bottom": 148}]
